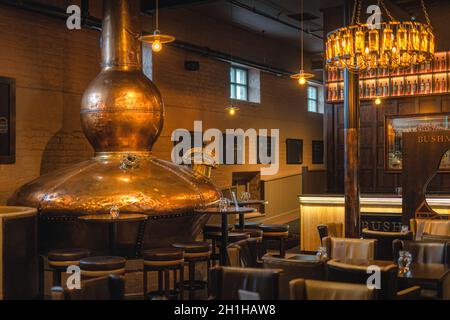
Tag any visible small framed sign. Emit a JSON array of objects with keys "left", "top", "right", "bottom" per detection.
[
  {"left": 286, "top": 139, "right": 303, "bottom": 164},
  {"left": 312, "top": 140, "right": 324, "bottom": 164},
  {"left": 0, "top": 77, "right": 16, "bottom": 164}
]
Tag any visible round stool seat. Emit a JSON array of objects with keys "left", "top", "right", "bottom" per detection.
[
  {"left": 259, "top": 224, "right": 289, "bottom": 233},
  {"left": 235, "top": 228, "right": 263, "bottom": 238},
  {"left": 172, "top": 242, "right": 211, "bottom": 254},
  {"left": 207, "top": 232, "right": 250, "bottom": 243},
  {"left": 234, "top": 221, "right": 261, "bottom": 229},
  {"left": 204, "top": 224, "right": 233, "bottom": 233},
  {"left": 79, "top": 256, "right": 126, "bottom": 271},
  {"left": 48, "top": 248, "right": 91, "bottom": 262},
  {"left": 143, "top": 248, "right": 184, "bottom": 262}
]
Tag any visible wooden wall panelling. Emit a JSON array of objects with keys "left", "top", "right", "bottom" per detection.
[{"left": 326, "top": 95, "right": 450, "bottom": 194}]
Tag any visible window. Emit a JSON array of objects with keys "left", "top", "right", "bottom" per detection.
[
  {"left": 230, "top": 66, "right": 248, "bottom": 101},
  {"left": 307, "top": 85, "right": 318, "bottom": 112}
]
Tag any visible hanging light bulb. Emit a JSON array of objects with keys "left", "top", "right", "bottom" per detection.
[
  {"left": 225, "top": 106, "right": 240, "bottom": 115},
  {"left": 298, "top": 76, "right": 306, "bottom": 85},
  {"left": 152, "top": 37, "right": 162, "bottom": 52},
  {"left": 291, "top": 0, "right": 314, "bottom": 85},
  {"left": 139, "top": 0, "right": 175, "bottom": 53},
  {"left": 375, "top": 97, "right": 382, "bottom": 105}
]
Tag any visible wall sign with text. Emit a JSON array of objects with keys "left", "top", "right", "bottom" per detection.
[{"left": 0, "top": 77, "right": 15, "bottom": 164}]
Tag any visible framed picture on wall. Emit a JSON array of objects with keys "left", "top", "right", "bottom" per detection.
[
  {"left": 0, "top": 77, "right": 15, "bottom": 164},
  {"left": 312, "top": 140, "right": 324, "bottom": 164},
  {"left": 286, "top": 139, "right": 303, "bottom": 164},
  {"left": 385, "top": 112, "right": 450, "bottom": 172}
]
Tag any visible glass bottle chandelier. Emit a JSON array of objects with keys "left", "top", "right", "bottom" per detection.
[
  {"left": 140, "top": 0, "right": 175, "bottom": 52},
  {"left": 325, "top": 0, "right": 435, "bottom": 73},
  {"left": 291, "top": 0, "right": 314, "bottom": 85}
]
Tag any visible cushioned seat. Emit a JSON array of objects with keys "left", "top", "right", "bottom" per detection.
[
  {"left": 142, "top": 248, "right": 185, "bottom": 300},
  {"left": 290, "top": 278, "right": 375, "bottom": 300},
  {"left": 206, "top": 232, "right": 250, "bottom": 243},
  {"left": 204, "top": 224, "right": 233, "bottom": 233},
  {"left": 323, "top": 236, "right": 377, "bottom": 260},
  {"left": 48, "top": 248, "right": 91, "bottom": 263},
  {"left": 47, "top": 248, "right": 92, "bottom": 287},
  {"left": 172, "top": 241, "right": 212, "bottom": 299},
  {"left": 259, "top": 224, "right": 289, "bottom": 233},
  {"left": 79, "top": 256, "right": 126, "bottom": 272},
  {"left": 235, "top": 228, "right": 263, "bottom": 239},
  {"left": 234, "top": 221, "right": 261, "bottom": 229},
  {"left": 143, "top": 248, "right": 184, "bottom": 262},
  {"left": 172, "top": 242, "right": 211, "bottom": 254}
]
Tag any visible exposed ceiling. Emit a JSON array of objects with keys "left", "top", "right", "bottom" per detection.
[
  {"left": 142, "top": 0, "right": 329, "bottom": 54},
  {"left": 141, "top": 0, "right": 443, "bottom": 55}
]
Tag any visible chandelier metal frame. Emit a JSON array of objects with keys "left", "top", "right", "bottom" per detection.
[{"left": 325, "top": 0, "right": 435, "bottom": 73}]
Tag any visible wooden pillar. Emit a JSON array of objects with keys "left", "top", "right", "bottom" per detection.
[{"left": 343, "top": 0, "right": 360, "bottom": 238}]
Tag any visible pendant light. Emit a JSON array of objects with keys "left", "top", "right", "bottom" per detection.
[
  {"left": 140, "top": 0, "right": 175, "bottom": 52},
  {"left": 225, "top": 2, "right": 239, "bottom": 116},
  {"left": 291, "top": 0, "right": 314, "bottom": 85}
]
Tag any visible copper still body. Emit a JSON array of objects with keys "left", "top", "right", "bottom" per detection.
[{"left": 8, "top": 0, "right": 220, "bottom": 254}]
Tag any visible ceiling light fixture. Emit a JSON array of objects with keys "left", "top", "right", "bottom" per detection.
[
  {"left": 140, "top": 0, "right": 175, "bottom": 53},
  {"left": 325, "top": 0, "right": 435, "bottom": 73},
  {"left": 291, "top": 0, "right": 314, "bottom": 85},
  {"left": 225, "top": 105, "right": 240, "bottom": 116}
]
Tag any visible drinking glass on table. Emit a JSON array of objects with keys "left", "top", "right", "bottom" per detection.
[
  {"left": 241, "top": 191, "right": 251, "bottom": 202},
  {"left": 316, "top": 246, "right": 328, "bottom": 260},
  {"left": 398, "top": 250, "right": 412, "bottom": 274},
  {"left": 218, "top": 198, "right": 230, "bottom": 212}
]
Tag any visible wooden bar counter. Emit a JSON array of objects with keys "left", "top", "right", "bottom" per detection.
[{"left": 299, "top": 194, "right": 450, "bottom": 252}]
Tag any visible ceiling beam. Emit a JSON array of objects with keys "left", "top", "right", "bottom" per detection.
[{"left": 141, "top": 0, "right": 220, "bottom": 13}]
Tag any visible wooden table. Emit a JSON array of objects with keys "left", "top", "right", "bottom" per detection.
[
  {"left": 230, "top": 200, "right": 268, "bottom": 228},
  {"left": 194, "top": 207, "right": 255, "bottom": 265},
  {"left": 398, "top": 263, "right": 450, "bottom": 299},
  {"left": 78, "top": 214, "right": 148, "bottom": 257},
  {"left": 331, "top": 259, "right": 450, "bottom": 299}
]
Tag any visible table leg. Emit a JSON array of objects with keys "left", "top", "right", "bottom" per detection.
[
  {"left": 220, "top": 213, "right": 229, "bottom": 266},
  {"left": 239, "top": 213, "right": 245, "bottom": 229},
  {"left": 109, "top": 222, "right": 118, "bottom": 255}
]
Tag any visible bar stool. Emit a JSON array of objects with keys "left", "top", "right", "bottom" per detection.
[
  {"left": 203, "top": 223, "right": 233, "bottom": 241},
  {"left": 234, "top": 229, "right": 264, "bottom": 258},
  {"left": 234, "top": 221, "right": 262, "bottom": 229},
  {"left": 47, "top": 248, "right": 91, "bottom": 287},
  {"left": 259, "top": 224, "right": 290, "bottom": 258},
  {"left": 172, "top": 242, "right": 211, "bottom": 299},
  {"left": 79, "top": 256, "right": 126, "bottom": 279},
  {"left": 206, "top": 232, "right": 250, "bottom": 265},
  {"left": 142, "top": 248, "right": 184, "bottom": 300}
]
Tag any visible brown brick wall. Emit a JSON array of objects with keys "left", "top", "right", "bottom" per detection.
[{"left": 0, "top": 2, "right": 324, "bottom": 204}]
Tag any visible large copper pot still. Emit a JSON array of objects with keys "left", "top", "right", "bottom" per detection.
[{"left": 8, "top": 0, "right": 220, "bottom": 254}]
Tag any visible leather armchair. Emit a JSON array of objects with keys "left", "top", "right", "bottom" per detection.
[
  {"left": 362, "top": 228, "right": 413, "bottom": 261},
  {"left": 317, "top": 223, "right": 343, "bottom": 245},
  {"left": 51, "top": 274, "right": 125, "bottom": 300},
  {"left": 209, "top": 266, "right": 281, "bottom": 300},
  {"left": 422, "top": 233, "right": 450, "bottom": 242},
  {"left": 392, "top": 239, "right": 450, "bottom": 265},
  {"left": 410, "top": 219, "right": 450, "bottom": 240},
  {"left": 289, "top": 278, "right": 375, "bottom": 300},
  {"left": 226, "top": 238, "right": 262, "bottom": 268},
  {"left": 323, "top": 236, "right": 377, "bottom": 261},
  {"left": 263, "top": 254, "right": 325, "bottom": 300},
  {"left": 326, "top": 260, "right": 420, "bottom": 300}
]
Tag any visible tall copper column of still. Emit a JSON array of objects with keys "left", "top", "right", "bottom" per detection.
[{"left": 8, "top": 0, "right": 221, "bottom": 254}]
